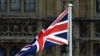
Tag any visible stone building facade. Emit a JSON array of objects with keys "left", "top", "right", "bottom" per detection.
[{"left": 0, "top": 0, "right": 100, "bottom": 56}]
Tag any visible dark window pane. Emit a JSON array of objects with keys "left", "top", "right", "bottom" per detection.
[
  {"left": 0, "top": 47, "right": 6, "bottom": 56},
  {"left": 10, "top": 0, "right": 20, "bottom": 11},
  {"left": 96, "top": 49, "right": 100, "bottom": 56},
  {"left": 11, "top": 0, "right": 16, "bottom": 2},
  {"left": 96, "top": 0, "right": 100, "bottom": 13},
  {"left": 10, "top": 46, "right": 20, "bottom": 56},
  {"left": 24, "top": 0, "right": 35, "bottom": 12},
  {"left": 30, "top": 0, "right": 35, "bottom": 3},
  {"left": 79, "top": 22, "right": 88, "bottom": 37},
  {"left": 30, "top": 4, "right": 35, "bottom": 10},
  {"left": 25, "top": 0, "right": 30, "bottom": 3},
  {"left": 95, "top": 22, "right": 100, "bottom": 37},
  {"left": 80, "top": 42, "right": 87, "bottom": 56},
  {"left": 0, "top": 0, "right": 6, "bottom": 11},
  {"left": 25, "top": 4, "right": 30, "bottom": 11}
]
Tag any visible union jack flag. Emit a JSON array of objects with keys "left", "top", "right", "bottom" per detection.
[{"left": 15, "top": 9, "right": 69, "bottom": 56}]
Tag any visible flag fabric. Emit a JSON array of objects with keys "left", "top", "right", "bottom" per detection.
[{"left": 15, "top": 9, "right": 69, "bottom": 56}]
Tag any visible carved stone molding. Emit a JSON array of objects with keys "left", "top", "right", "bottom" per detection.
[{"left": 0, "top": 19, "right": 37, "bottom": 37}]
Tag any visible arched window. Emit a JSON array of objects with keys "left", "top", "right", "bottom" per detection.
[
  {"left": 10, "top": 46, "right": 20, "bottom": 56},
  {"left": 0, "top": 47, "right": 6, "bottom": 56}
]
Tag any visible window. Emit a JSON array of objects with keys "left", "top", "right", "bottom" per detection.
[
  {"left": 79, "top": 22, "right": 88, "bottom": 37},
  {"left": 95, "top": 22, "right": 100, "bottom": 37},
  {"left": 24, "top": 0, "right": 35, "bottom": 12},
  {"left": 96, "top": 49, "right": 100, "bottom": 56},
  {"left": 96, "top": 0, "right": 100, "bottom": 13},
  {"left": 10, "top": 46, "right": 20, "bottom": 56},
  {"left": 10, "top": 0, "right": 20, "bottom": 11},
  {"left": 0, "top": 47, "right": 6, "bottom": 56},
  {"left": 80, "top": 41, "right": 87, "bottom": 56},
  {"left": 61, "top": 46, "right": 69, "bottom": 56},
  {"left": 0, "top": 0, "right": 6, "bottom": 11}
]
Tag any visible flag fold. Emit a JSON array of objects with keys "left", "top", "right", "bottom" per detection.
[{"left": 15, "top": 9, "right": 69, "bottom": 56}]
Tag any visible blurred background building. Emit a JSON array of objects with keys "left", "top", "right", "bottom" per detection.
[{"left": 0, "top": 0, "right": 100, "bottom": 56}]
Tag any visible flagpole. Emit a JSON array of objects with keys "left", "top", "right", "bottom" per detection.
[{"left": 68, "top": 3, "right": 73, "bottom": 56}]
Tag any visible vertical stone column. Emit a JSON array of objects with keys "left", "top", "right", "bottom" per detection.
[
  {"left": 55, "top": 46, "right": 60, "bottom": 56},
  {"left": 86, "top": 0, "right": 90, "bottom": 18},
  {"left": 79, "top": 0, "right": 87, "bottom": 17},
  {"left": 89, "top": 22, "right": 94, "bottom": 56},
  {"left": 56, "top": 0, "right": 62, "bottom": 16},
  {"left": 74, "top": 0, "right": 80, "bottom": 18},
  {"left": 89, "top": 0, "right": 94, "bottom": 18},
  {"left": 89, "top": 42, "right": 94, "bottom": 56},
  {"left": 7, "top": 0, "right": 10, "bottom": 12},
  {"left": 6, "top": 44, "right": 10, "bottom": 56},
  {"left": 74, "top": 0, "right": 80, "bottom": 55},
  {"left": 21, "top": 0, "right": 24, "bottom": 13},
  {"left": 87, "top": 0, "right": 94, "bottom": 55},
  {"left": 74, "top": 22, "right": 80, "bottom": 56},
  {"left": 38, "top": 0, "right": 46, "bottom": 18},
  {"left": 46, "top": 0, "right": 54, "bottom": 17}
]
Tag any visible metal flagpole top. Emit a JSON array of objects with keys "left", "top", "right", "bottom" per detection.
[{"left": 68, "top": 3, "right": 73, "bottom": 7}]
